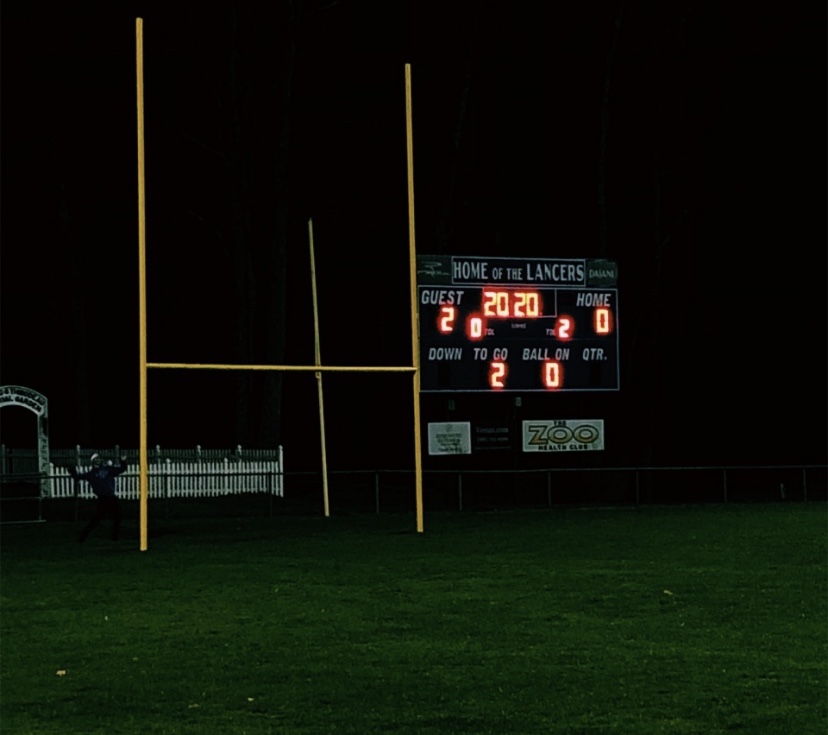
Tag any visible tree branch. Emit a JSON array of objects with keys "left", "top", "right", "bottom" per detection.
[{"left": 172, "top": 128, "right": 228, "bottom": 164}]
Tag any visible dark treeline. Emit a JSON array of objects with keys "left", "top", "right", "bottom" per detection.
[{"left": 2, "top": 2, "right": 825, "bottom": 469}]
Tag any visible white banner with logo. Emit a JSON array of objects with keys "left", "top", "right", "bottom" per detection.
[
  {"left": 522, "top": 419, "right": 604, "bottom": 453},
  {"left": 427, "top": 422, "right": 472, "bottom": 455}
]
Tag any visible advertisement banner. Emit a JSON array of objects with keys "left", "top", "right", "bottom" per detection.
[
  {"left": 427, "top": 422, "right": 472, "bottom": 455},
  {"left": 472, "top": 424, "right": 512, "bottom": 452},
  {"left": 522, "top": 419, "right": 604, "bottom": 453}
]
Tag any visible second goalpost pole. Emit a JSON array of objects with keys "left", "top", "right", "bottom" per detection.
[
  {"left": 136, "top": 17, "right": 150, "bottom": 552},
  {"left": 405, "top": 63, "right": 424, "bottom": 534}
]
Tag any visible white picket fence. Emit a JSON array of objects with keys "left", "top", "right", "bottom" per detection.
[
  {"left": 2, "top": 445, "right": 283, "bottom": 477},
  {"left": 48, "top": 452, "right": 284, "bottom": 501}
]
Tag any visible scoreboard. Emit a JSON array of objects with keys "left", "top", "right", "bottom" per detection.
[{"left": 417, "top": 255, "right": 620, "bottom": 393}]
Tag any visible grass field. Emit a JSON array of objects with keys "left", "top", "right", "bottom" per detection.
[{"left": 1, "top": 503, "right": 825, "bottom": 735}]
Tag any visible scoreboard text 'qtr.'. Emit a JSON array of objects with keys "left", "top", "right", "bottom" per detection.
[{"left": 416, "top": 255, "right": 620, "bottom": 393}]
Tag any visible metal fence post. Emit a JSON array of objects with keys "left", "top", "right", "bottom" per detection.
[
  {"left": 164, "top": 458, "right": 171, "bottom": 518},
  {"left": 458, "top": 473, "right": 463, "bottom": 512},
  {"left": 802, "top": 467, "right": 808, "bottom": 502},
  {"left": 723, "top": 469, "right": 728, "bottom": 503},
  {"left": 547, "top": 471, "right": 552, "bottom": 507},
  {"left": 73, "top": 475, "right": 79, "bottom": 521},
  {"left": 635, "top": 469, "right": 640, "bottom": 507},
  {"left": 375, "top": 472, "right": 381, "bottom": 515}
]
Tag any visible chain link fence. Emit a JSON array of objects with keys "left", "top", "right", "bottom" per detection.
[{"left": 2, "top": 463, "right": 825, "bottom": 524}]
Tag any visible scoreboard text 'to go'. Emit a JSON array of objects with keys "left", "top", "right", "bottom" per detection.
[{"left": 417, "top": 255, "right": 620, "bottom": 393}]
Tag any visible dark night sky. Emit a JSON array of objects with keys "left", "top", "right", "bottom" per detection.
[{"left": 1, "top": 1, "right": 826, "bottom": 470}]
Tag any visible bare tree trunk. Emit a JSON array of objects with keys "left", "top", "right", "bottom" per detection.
[
  {"left": 53, "top": 150, "right": 92, "bottom": 443},
  {"left": 228, "top": 1, "right": 256, "bottom": 446},
  {"left": 598, "top": 3, "right": 623, "bottom": 257},
  {"left": 586, "top": 2, "right": 623, "bottom": 475},
  {"left": 435, "top": 29, "right": 475, "bottom": 253},
  {"left": 229, "top": 169, "right": 255, "bottom": 446},
  {"left": 258, "top": 0, "right": 303, "bottom": 447},
  {"left": 640, "top": 146, "right": 664, "bottom": 469}
]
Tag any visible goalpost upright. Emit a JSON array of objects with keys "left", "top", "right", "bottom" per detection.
[
  {"left": 136, "top": 18, "right": 149, "bottom": 551},
  {"left": 135, "top": 20, "right": 424, "bottom": 551}
]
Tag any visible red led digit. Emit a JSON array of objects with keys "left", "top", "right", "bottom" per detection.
[
  {"left": 525, "top": 292, "right": 540, "bottom": 317},
  {"left": 555, "top": 316, "right": 574, "bottom": 340},
  {"left": 438, "top": 306, "right": 456, "bottom": 334},
  {"left": 542, "top": 360, "right": 562, "bottom": 389},
  {"left": 482, "top": 291, "right": 496, "bottom": 316},
  {"left": 594, "top": 307, "right": 612, "bottom": 334},
  {"left": 489, "top": 361, "right": 507, "bottom": 389},
  {"left": 467, "top": 314, "right": 485, "bottom": 340},
  {"left": 495, "top": 292, "right": 509, "bottom": 317}
]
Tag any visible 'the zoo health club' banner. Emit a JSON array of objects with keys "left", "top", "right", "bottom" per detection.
[{"left": 521, "top": 420, "right": 604, "bottom": 452}]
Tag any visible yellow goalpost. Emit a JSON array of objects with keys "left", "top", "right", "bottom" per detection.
[{"left": 135, "top": 19, "right": 424, "bottom": 551}]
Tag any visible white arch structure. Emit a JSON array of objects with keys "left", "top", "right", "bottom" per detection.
[{"left": 0, "top": 385, "right": 50, "bottom": 494}]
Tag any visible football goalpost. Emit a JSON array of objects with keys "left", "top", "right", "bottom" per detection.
[{"left": 135, "top": 19, "right": 424, "bottom": 551}]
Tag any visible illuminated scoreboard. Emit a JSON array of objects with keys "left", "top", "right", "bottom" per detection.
[{"left": 417, "top": 255, "right": 620, "bottom": 393}]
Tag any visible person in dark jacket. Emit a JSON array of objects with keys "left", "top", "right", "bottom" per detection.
[{"left": 68, "top": 453, "right": 128, "bottom": 542}]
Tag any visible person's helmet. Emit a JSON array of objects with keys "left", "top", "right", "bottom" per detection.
[{"left": 90, "top": 453, "right": 103, "bottom": 467}]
